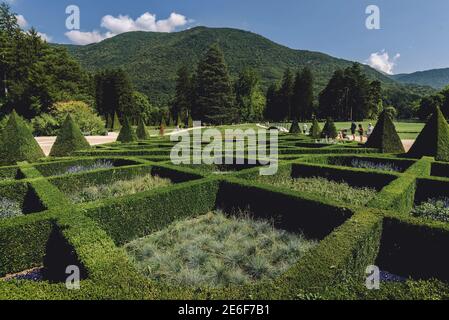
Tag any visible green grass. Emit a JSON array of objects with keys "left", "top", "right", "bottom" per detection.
[
  {"left": 124, "top": 211, "right": 317, "bottom": 288},
  {"left": 69, "top": 174, "right": 172, "bottom": 203},
  {"left": 257, "top": 175, "right": 378, "bottom": 207},
  {"left": 261, "top": 121, "right": 424, "bottom": 140},
  {"left": 0, "top": 198, "right": 23, "bottom": 219},
  {"left": 412, "top": 197, "right": 449, "bottom": 223}
]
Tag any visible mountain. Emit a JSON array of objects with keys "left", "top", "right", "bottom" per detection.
[
  {"left": 392, "top": 68, "right": 449, "bottom": 89},
  {"left": 60, "top": 26, "right": 433, "bottom": 108}
]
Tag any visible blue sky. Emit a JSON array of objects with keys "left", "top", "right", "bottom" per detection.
[{"left": 6, "top": 0, "right": 449, "bottom": 74}]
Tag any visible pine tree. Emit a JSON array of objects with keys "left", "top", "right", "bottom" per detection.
[
  {"left": 0, "top": 110, "right": 44, "bottom": 165},
  {"left": 292, "top": 67, "right": 314, "bottom": 121},
  {"left": 310, "top": 118, "right": 322, "bottom": 139},
  {"left": 279, "top": 68, "right": 294, "bottom": 120},
  {"left": 136, "top": 118, "right": 149, "bottom": 140},
  {"left": 50, "top": 114, "right": 90, "bottom": 157},
  {"left": 194, "top": 44, "right": 236, "bottom": 125},
  {"left": 112, "top": 112, "right": 121, "bottom": 131},
  {"left": 172, "top": 66, "right": 194, "bottom": 122},
  {"left": 365, "top": 110, "right": 404, "bottom": 153},
  {"left": 117, "top": 117, "right": 137, "bottom": 143}
]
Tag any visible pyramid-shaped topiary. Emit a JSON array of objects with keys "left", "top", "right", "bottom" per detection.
[
  {"left": 365, "top": 110, "right": 405, "bottom": 153},
  {"left": 106, "top": 114, "right": 113, "bottom": 130},
  {"left": 112, "top": 112, "right": 121, "bottom": 131},
  {"left": 321, "top": 118, "right": 338, "bottom": 139},
  {"left": 408, "top": 106, "right": 449, "bottom": 161},
  {"left": 0, "top": 110, "right": 45, "bottom": 165},
  {"left": 50, "top": 114, "right": 90, "bottom": 157},
  {"left": 289, "top": 119, "right": 301, "bottom": 134},
  {"left": 310, "top": 118, "right": 321, "bottom": 139},
  {"left": 136, "top": 118, "right": 149, "bottom": 140},
  {"left": 117, "top": 117, "right": 137, "bottom": 143}
]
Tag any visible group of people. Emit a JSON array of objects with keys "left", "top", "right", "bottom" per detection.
[{"left": 340, "top": 122, "right": 374, "bottom": 142}]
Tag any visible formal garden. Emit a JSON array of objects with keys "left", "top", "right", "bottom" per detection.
[{"left": 0, "top": 105, "right": 449, "bottom": 300}]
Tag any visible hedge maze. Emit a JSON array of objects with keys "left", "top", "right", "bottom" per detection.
[{"left": 2, "top": 126, "right": 449, "bottom": 300}]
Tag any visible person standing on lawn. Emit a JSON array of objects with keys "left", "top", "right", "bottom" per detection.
[
  {"left": 351, "top": 122, "right": 357, "bottom": 141},
  {"left": 358, "top": 124, "right": 365, "bottom": 142}
]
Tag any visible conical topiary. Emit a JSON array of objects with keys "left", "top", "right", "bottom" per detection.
[
  {"left": 168, "top": 114, "right": 174, "bottom": 127},
  {"left": 177, "top": 114, "right": 182, "bottom": 128},
  {"left": 408, "top": 106, "right": 449, "bottom": 161},
  {"left": 117, "top": 117, "right": 137, "bottom": 143},
  {"left": 310, "top": 118, "right": 321, "bottom": 139},
  {"left": 112, "top": 112, "right": 121, "bottom": 131},
  {"left": 136, "top": 118, "right": 149, "bottom": 140},
  {"left": 50, "top": 114, "right": 90, "bottom": 157},
  {"left": 321, "top": 118, "right": 338, "bottom": 139},
  {"left": 106, "top": 114, "right": 113, "bottom": 130},
  {"left": 365, "top": 110, "right": 405, "bottom": 153},
  {"left": 188, "top": 114, "right": 193, "bottom": 128},
  {"left": 0, "top": 110, "right": 44, "bottom": 165},
  {"left": 289, "top": 119, "right": 301, "bottom": 134}
]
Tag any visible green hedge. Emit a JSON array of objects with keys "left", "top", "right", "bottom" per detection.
[{"left": 83, "top": 178, "right": 220, "bottom": 245}]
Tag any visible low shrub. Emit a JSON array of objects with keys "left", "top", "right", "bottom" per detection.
[
  {"left": 124, "top": 211, "right": 317, "bottom": 288},
  {"left": 69, "top": 174, "right": 172, "bottom": 203},
  {"left": 256, "top": 175, "right": 377, "bottom": 207},
  {"left": 412, "top": 197, "right": 449, "bottom": 223}
]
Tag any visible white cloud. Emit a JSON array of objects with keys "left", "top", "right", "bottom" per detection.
[
  {"left": 65, "top": 30, "right": 110, "bottom": 45},
  {"left": 66, "top": 12, "right": 189, "bottom": 45},
  {"left": 16, "top": 14, "right": 28, "bottom": 29},
  {"left": 37, "top": 32, "right": 52, "bottom": 42},
  {"left": 367, "top": 50, "right": 400, "bottom": 75}
]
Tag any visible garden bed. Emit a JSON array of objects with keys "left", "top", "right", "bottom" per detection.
[
  {"left": 0, "top": 183, "right": 46, "bottom": 220},
  {"left": 35, "top": 158, "right": 140, "bottom": 177},
  {"left": 124, "top": 211, "right": 317, "bottom": 288}
]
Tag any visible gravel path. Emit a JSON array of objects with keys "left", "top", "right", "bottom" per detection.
[{"left": 36, "top": 132, "right": 119, "bottom": 156}]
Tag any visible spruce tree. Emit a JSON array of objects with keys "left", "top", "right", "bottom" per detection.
[
  {"left": 279, "top": 68, "right": 294, "bottom": 120},
  {"left": 195, "top": 44, "right": 236, "bottom": 125},
  {"left": 136, "top": 118, "right": 149, "bottom": 140},
  {"left": 117, "top": 117, "right": 137, "bottom": 143},
  {"left": 0, "top": 110, "right": 44, "bottom": 165},
  {"left": 292, "top": 67, "right": 314, "bottom": 121},
  {"left": 365, "top": 110, "right": 404, "bottom": 153},
  {"left": 50, "top": 114, "right": 90, "bottom": 157}
]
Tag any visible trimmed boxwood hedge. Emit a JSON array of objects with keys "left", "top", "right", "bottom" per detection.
[{"left": 2, "top": 135, "right": 449, "bottom": 300}]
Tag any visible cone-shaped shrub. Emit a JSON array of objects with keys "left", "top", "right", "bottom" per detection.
[
  {"left": 365, "top": 110, "right": 405, "bottom": 153},
  {"left": 188, "top": 115, "right": 193, "bottom": 128},
  {"left": 169, "top": 114, "right": 174, "bottom": 127},
  {"left": 136, "top": 118, "right": 150, "bottom": 140},
  {"left": 0, "top": 110, "right": 44, "bottom": 165},
  {"left": 117, "top": 117, "right": 137, "bottom": 143},
  {"left": 310, "top": 118, "right": 321, "bottom": 138},
  {"left": 321, "top": 118, "right": 338, "bottom": 139},
  {"left": 106, "top": 114, "right": 113, "bottom": 130},
  {"left": 408, "top": 106, "right": 449, "bottom": 161},
  {"left": 112, "top": 112, "right": 121, "bottom": 131},
  {"left": 50, "top": 114, "right": 90, "bottom": 157},
  {"left": 289, "top": 119, "right": 301, "bottom": 134}
]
